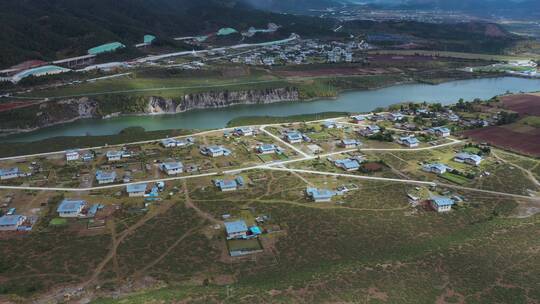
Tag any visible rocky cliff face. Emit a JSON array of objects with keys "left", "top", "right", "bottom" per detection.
[
  {"left": 0, "top": 88, "right": 299, "bottom": 135},
  {"left": 146, "top": 87, "right": 299, "bottom": 114}
]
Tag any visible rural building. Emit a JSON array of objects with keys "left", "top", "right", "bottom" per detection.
[
  {"left": 126, "top": 183, "right": 148, "bottom": 197},
  {"left": 335, "top": 159, "right": 361, "bottom": 171},
  {"left": 160, "top": 162, "right": 184, "bottom": 175},
  {"left": 351, "top": 115, "right": 367, "bottom": 123},
  {"left": 161, "top": 137, "right": 194, "bottom": 148},
  {"left": 422, "top": 163, "right": 450, "bottom": 175},
  {"left": 398, "top": 136, "right": 419, "bottom": 148},
  {"left": 0, "top": 168, "right": 20, "bottom": 180},
  {"left": 359, "top": 125, "right": 381, "bottom": 136},
  {"left": 322, "top": 121, "right": 342, "bottom": 129},
  {"left": 447, "top": 114, "right": 460, "bottom": 122},
  {"left": 340, "top": 139, "right": 361, "bottom": 148},
  {"left": 57, "top": 199, "right": 87, "bottom": 217},
  {"left": 82, "top": 153, "right": 94, "bottom": 162},
  {"left": 234, "top": 127, "right": 254, "bottom": 136},
  {"left": 430, "top": 196, "right": 455, "bottom": 212},
  {"left": 429, "top": 127, "right": 451, "bottom": 137},
  {"left": 284, "top": 131, "right": 303, "bottom": 144},
  {"left": 307, "top": 144, "right": 323, "bottom": 154},
  {"left": 95, "top": 170, "right": 117, "bottom": 184},
  {"left": 257, "top": 144, "right": 278, "bottom": 154},
  {"left": 0, "top": 215, "right": 27, "bottom": 231},
  {"left": 388, "top": 112, "right": 405, "bottom": 121},
  {"left": 161, "top": 138, "right": 178, "bottom": 148},
  {"left": 65, "top": 150, "right": 80, "bottom": 161},
  {"left": 106, "top": 150, "right": 123, "bottom": 162},
  {"left": 224, "top": 220, "right": 248, "bottom": 239},
  {"left": 201, "top": 146, "right": 231, "bottom": 157},
  {"left": 306, "top": 187, "right": 336, "bottom": 202},
  {"left": 454, "top": 153, "right": 483, "bottom": 166},
  {"left": 214, "top": 176, "right": 244, "bottom": 191}
]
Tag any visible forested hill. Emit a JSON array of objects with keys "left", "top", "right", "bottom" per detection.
[{"left": 0, "top": 0, "right": 335, "bottom": 67}]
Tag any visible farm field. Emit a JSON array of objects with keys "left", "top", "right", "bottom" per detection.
[
  {"left": 501, "top": 94, "right": 540, "bottom": 116},
  {"left": 464, "top": 123, "right": 540, "bottom": 157}
]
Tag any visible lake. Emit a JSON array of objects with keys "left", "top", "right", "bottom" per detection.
[{"left": 4, "top": 76, "right": 540, "bottom": 142}]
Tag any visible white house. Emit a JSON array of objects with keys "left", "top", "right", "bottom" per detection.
[
  {"left": 201, "top": 146, "right": 231, "bottom": 157},
  {"left": 160, "top": 162, "right": 183, "bottom": 175},
  {"left": 106, "top": 150, "right": 123, "bottom": 162},
  {"left": 126, "top": 183, "right": 148, "bottom": 197},
  {"left": 95, "top": 170, "right": 116, "bottom": 184},
  {"left": 65, "top": 150, "right": 80, "bottom": 161},
  {"left": 351, "top": 115, "right": 366, "bottom": 123},
  {"left": 430, "top": 196, "right": 455, "bottom": 212},
  {"left": 57, "top": 199, "right": 87, "bottom": 217},
  {"left": 0, "top": 168, "right": 20, "bottom": 180},
  {"left": 339, "top": 139, "right": 361, "bottom": 149},
  {"left": 398, "top": 136, "right": 419, "bottom": 148},
  {"left": 429, "top": 127, "right": 451, "bottom": 137},
  {"left": 422, "top": 163, "right": 450, "bottom": 175},
  {"left": 0, "top": 215, "right": 27, "bottom": 231},
  {"left": 284, "top": 131, "right": 303, "bottom": 144},
  {"left": 224, "top": 220, "right": 248, "bottom": 240},
  {"left": 359, "top": 125, "right": 380, "bottom": 136},
  {"left": 257, "top": 144, "right": 278, "bottom": 154},
  {"left": 388, "top": 112, "right": 405, "bottom": 122},
  {"left": 454, "top": 153, "right": 483, "bottom": 166},
  {"left": 234, "top": 127, "right": 254, "bottom": 136}
]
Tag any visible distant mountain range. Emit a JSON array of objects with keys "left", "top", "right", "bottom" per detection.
[{"left": 363, "top": 0, "right": 540, "bottom": 17}]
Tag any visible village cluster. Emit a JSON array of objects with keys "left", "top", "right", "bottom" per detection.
[
  {"left": 229, "top": 38, "right": 371, "bottom": 66},
  {"left": 0, "top": 103, "right": 505, "bottom": 256}
]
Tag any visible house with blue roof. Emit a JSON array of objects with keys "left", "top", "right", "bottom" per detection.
[
  {"left": 454, "top": 153, "right": 483, "bottom": 166},
  {"left": 322, "top": 121, "right": 342, "bottom": 129},
  {"left": 201, "top": 145, "right": 231, "bottom": 157},
  {"left": 284, "top": 131, "right": 303, "bottom": 144},
  {"left": 430, "top": 196, "right": 455, "bottom": 212},
  {"left": 398, "top": 136, "right": 419, "bottom": 148},
  {"left": 0, "top": 167, "right": 20, "bottom": 180},
  {"left": 0, "top": 215, "right": 27, "bottom": 231},
  {"left": 257, "top": 143, "right": 278, "bottom": 154},
  {"left": 57, "top": 199, "right": 87, "bottom": 217},
  {"left": 82, "top": 153, "right": 94, "bottom": 162},
  {"left": 422, "top": 163, "right": 450, "bottom": 175},
  {"left": 65, "top": 150, "right": 80, "bottom": 161},
  {"left": 335, "top": 159, "right": 361, "bottom": 171},
  {"left": 161, "top": 137, "right": 194, "bottom": 148},
  {"left": 306, "top": 187, "right": 336, "bottom": 202},
  {"left": 429, "top": 127, "right": 451, "bottom": 137},
  {"left": 161, "top": 138, "right": 178, "bottom": 148},
  {"left": 126, "top": 183, "right": 148, "bottom": 197},
  {"left": 160, "top": 161, "right": 183, "bottom": 175},
  {"left": 106, "top": 150, "right": 123, "bottom": 162},
  {"left": 224, "top": 220, "right": 248, "bottom": 239},
  {"left": 359, "top": 125, "right": 381, "bottom": 136},
  {"left": 234, "top": 127, "right": 254, "bottom": 136},
  {"left": 388, "top": 112, "right": 405, "bottom": 121},
  {"left": 214, "top": 178, "right": 238, "bottom": 192},
  {"left": 339, "top": 139, "right": 361, "bottom": 149},
  {"left": 351, "top": 115, "right": 367, "bottom": 123},
  {"left": 96, "top": 170, "right": 116, "bottom": 184}
]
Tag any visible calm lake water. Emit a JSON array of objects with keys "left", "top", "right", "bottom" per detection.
[{"left": 4, "top": 77, "right": 540, "bottom": 142}]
